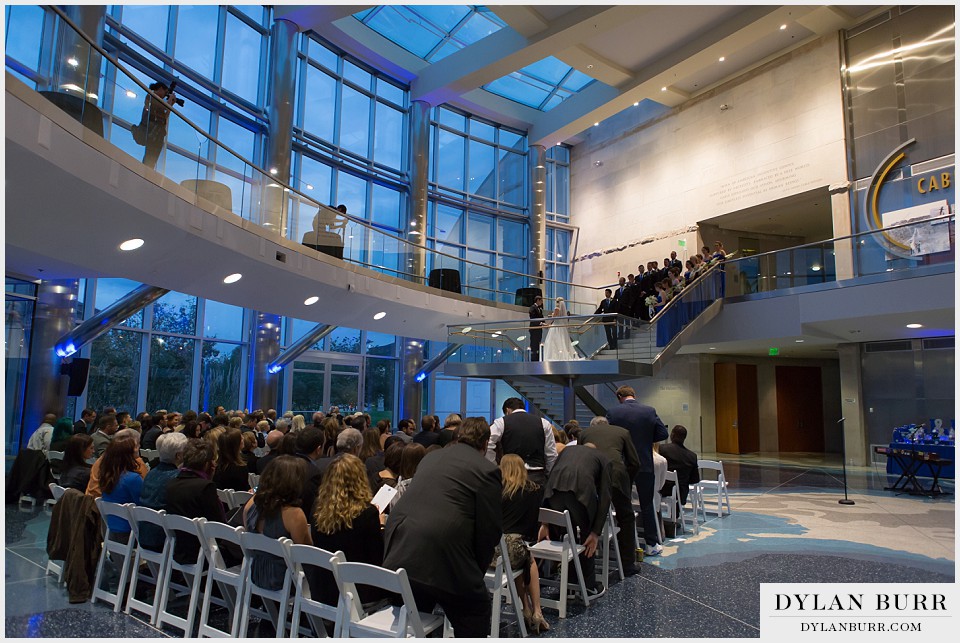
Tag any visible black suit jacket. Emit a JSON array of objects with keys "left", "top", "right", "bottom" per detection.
[
  {"left": 580, "top": 424, "right": 640, "bottom": 496},
  {"left": 544, "top": 446, "right": 612, "bottom": 536},
  {"left": 529, "top": 303, "right": 545, "bottom": 329},
  {"left": 383, "top": 443, "right": 502, "bottom": 595},
  {"left": 658, "top": 441, "right": 700, "bottom": 504},
  {"left": 164, "top": 469, "right": 227, "bottom": 563},
  {"left": 606, "top": 399, "right": 668, "bottom": 474},
  {"left": 595, "top": 297, "right": 617, "bottom": 316},
  {"left": 613, "top": 283, "right": 638, "bottom": 317}
]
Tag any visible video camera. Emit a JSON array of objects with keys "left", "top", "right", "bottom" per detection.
[{"left": 168, "top": 80, "right": 186, "bottom": 107}]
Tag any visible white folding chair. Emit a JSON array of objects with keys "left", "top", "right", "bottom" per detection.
[
  {"left": 660, "top": 470, "right": 691, "bottom": 536},
  {"left": 125, "top": 506, "right": 171, "bottom": 624},
  {"left": 697, "top": 460, "right": 731, "bottom": 516},
  {"left": 45, "top": 484, "right": 68, "bottom": 583},
  {"left": 484, "top": 534, "right": 528, "bottom": 638},
  {"left": 238, "top": 532, "right": 294, "bottom": 638},
  {"left": 334, "top": 562, "right": 445, "bottom": 638},
  {"left": 600, "top": 506, "right": 624, "bottom": 584},
  {"left": 47, "top": 450, "right": 65, "bottom": 481},
  {"left": 197, "top": 520, "right": 248, "bottom": 638},
  {"left": 156, "top": 514, "right": 207, "bottom": 636},
  {"left": 216, "top": 488, "right": 236, "bottom": 510},
  {"left": 528, "top": 508, "right": 590, "bottom": 618},
  {"left": 248, "top": 473, "right": 260, "bottom": 489},
  {"left": 230, "top": 490, "right": 254, "bottom": 510},
  {"left": 287, "top": 544, "right": 346, "bottom": 638},
  {"left": 91, "top": 499, "right": 136, "bottom": 613},
  {"left": 140, "top": 449, "right": 160, "bottom": 463},
  {"left": 687, "top": 482, "right": 707, "bottom": 525}
]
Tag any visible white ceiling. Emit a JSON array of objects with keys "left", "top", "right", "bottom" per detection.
[{"left": 275, "top": 4, "right": 885, "bottom": 146}]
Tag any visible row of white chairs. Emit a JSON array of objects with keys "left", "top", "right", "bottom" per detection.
[
  {"left": 651, "top": 459, "right": 732, "bottom": 542},
  {"left": 215, "top": 489, "right": 254, "bottom": 511},
  {"left": 46, "top": 488, "right": 538, "bottom": 638}
]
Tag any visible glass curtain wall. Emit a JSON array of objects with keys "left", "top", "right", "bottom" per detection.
[
  {"left": 427, "top": 106, "right": 529, "bottom": 303},
  {"left": 5, "top": 278, "right": 38, "bottom": 456}
]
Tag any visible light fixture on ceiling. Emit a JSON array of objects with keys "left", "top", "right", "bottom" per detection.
[
  {"left": 461, "top": 326, "right": 472, "bottom": 334},
  {"left": 304, "top": 296, "right": 319, "bottom": 306},
  {"left": 586, "top": 64, "right": 594, "bottom": 69},
  {"left": 634, "top": 101, "right": 639, "bottom": 106},
  {"left": 492, "top": 331, "right": 501, "bottom": 337},
  {"left": 66, "top": 57, "right": 79, "bottom": 67},
  {"left": 223, "top": 273, "right": 242, "bottom": 284},
  {"left": 811, "top": 264, "right": 822, "bottom": 272},
  {"left": 305, "top": 184, "right": 313, "bottom": 190},
  {"left": 660, "top": 87, "right": 667, "bottom": 92},
  {"left": 906, "top": 323, "right": 923, "bottom": 329},
  {"left": 516, "top": 335, "right": 526, "bottom": 341},
  {"left": 709, "top": 347, "right": 716, "bottom": 350},
  {"left": 594, "top": 122, "right": 599, "bottom": 127},
  {"left": 119, "top": 238, "right": 144, "bottom": 251},
  {"left": 780, "top": 24, "right": 788, "bottom": 30},
  {"left": 269, "top": 167, "right": 278, "bottom": 175},
  {"left": 719, "top": 56, "right": 726, "bottom": 62},
  {"left": 125, "top": 90, "right": 137, "bottom": 99},
  {"left": 373, "top": 311, "right": 386, "bottom": 320},
  {"left": 795, "top": 339, "right": 805, "bottom": 343}
]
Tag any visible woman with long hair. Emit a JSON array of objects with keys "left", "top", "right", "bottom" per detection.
[
  {"left": 49, "top": 417, "right": 75, "bottom": 453},
  {"left": 213, "top": 427, "right": 250, "bottom": 490},
  {"left": 374, "top": 442, "right": 404, "bottom": 492},
  {"left": 290, "top": 414, "right": 306, "bottom": 434},
  {"left": 391, "top": 443, "right": 426, "bottom": 508},
  {"left": 59, "top": 433, "right": 95, "bottom": 491},
  {"left": 309, "top": 454, "right": 383, "bottom": 606},
  {"left": 241, "top": 455, "right": 312, "bottom": 589},
  {"left": 358, "top": 428, "right": 382, "bottom": 462},
  {"left": 499, "top": 454, "right": 549, "bottom": 634},
  {"left": 542, "top": 297, "right": 582, "bottom": 361},
  {"left": 320, "top": 417, "right": 340, "bottom": 457},
  {"left": 241, "top": 431, "right": 259, "bottom": 473},
  {"left": 99, "top": 436, "right": 144, "bottom": 537}
]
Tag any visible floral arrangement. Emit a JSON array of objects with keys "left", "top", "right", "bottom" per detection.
[{"left": 645, "top": 295, "right": 658, "bottom": 307}]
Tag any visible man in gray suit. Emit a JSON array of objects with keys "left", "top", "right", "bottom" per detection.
[
  {"left": 580, "top": 416, "right": 641, "bottom": 574},
  {"left": 606, "top": 386, "right": 668, "bottom": 556}
]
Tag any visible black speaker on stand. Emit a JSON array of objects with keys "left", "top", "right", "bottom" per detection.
[{"left": 60, "top": 358, "right": 91, "bottom": 397}]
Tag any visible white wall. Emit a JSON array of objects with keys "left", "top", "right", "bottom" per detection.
[{"left": 570, "top": 36, "right": 848, "bottom": 287}]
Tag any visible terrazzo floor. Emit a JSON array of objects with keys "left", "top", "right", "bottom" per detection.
[{"left": 4, "top": 454, "right": 955, "bottom": 638}]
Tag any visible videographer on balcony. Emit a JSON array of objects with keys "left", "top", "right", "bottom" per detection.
[{"left": 133, "top": 80, "right": 183, "bottom": 170}]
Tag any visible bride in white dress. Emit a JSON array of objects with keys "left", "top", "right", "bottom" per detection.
[{"left": 542, "top": 297, "right": 582, "bottom": 361}]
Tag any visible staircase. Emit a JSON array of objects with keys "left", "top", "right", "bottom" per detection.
[
  {"left": 504, "top": 377, "right": 604, "bottom": 427},
  {"left": 592, "top": 325, "right": 659, "bottom": 362}
]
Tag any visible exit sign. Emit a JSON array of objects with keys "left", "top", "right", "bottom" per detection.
[{"left": 769, "top": 347, "right": 779, "bottom": 356}]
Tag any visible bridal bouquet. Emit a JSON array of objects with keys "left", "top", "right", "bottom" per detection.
[{"left": 645, "top": 296, "right": 658, "bottom": 307}]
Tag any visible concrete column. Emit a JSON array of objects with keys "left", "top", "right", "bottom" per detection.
[
  {"left": 260, "top": 18, "right": 298, "bottom": 235},
  {"left": 51, "top": 6, "right": 106, "bottom": 103},
  {"left": 837, "top": 343, "right": 867, "bottom": 467},
  {"left": 529, "top": 145, "right": 547, "bottom": 290},
  {"left": 399, "top": 338, "right": 425, "bottom": 422},
  {"left": 406, "top": 100, "right": 431, "bottom": 284},
  {"left": 248, "top": 312, "right": 282, "bottom": 411},
  {"left": 830, "top": 182, "right": 855, "bottom": 281},
  {"left": 22, "top": 279, "right": 80, "bottom": 447}
]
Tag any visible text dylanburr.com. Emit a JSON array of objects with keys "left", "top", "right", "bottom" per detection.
[{"left": 760, "top": 584, "right": 956, "bottom": 639}]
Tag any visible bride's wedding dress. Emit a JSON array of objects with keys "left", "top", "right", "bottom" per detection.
[{"left": 542, "top": 298, "right": 582, "bottom": 361}]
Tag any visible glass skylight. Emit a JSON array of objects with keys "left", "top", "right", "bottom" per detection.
[
  {"left": 355, "top": 5, "right": 506, "bottom": 62},
  {"left": 483, "top": 56, "right": 596, "bottom": 111}
]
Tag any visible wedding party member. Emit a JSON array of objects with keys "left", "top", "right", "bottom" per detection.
[
  {"left": 606, "top": 386, "right": 668, "bottom": 556},
  {"left": 542, "top": 297, "right": 581, "bottom": 361},
  {"left": 528, "top": 295, "right": 546, "bottom": 362},
  {"left": 595, "top": 288, "right": 618, "bottom": 350}
]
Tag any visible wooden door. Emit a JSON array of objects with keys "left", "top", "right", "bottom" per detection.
[
  {"left": 776, "top": 366, "right": 825, "bottom": 453},
  {"left": 736, "top": 364, "right": 760, "bottom": 453},
  {"left": 714, "top": 362, "right": 739, "bottom": 454}
]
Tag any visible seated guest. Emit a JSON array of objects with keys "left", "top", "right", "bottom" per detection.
[
  {"left": 92, "top": 414, "right": 119, "bottom": 457},
  {"left": 391, "top": 443, "right": 426, "bottom": 508},
  {"left": 292, "top": 428, "right": 326, "bottom": 521},
  {"left": 652, "top": 442, "right": 668, "bottom": 541},
  {"left": 394, "top": 418, "right": 415, "bottom": 444},
  {"left": 141, "top": 417, "right": 163, "bottom": 449},
  {"left": 372, "top": 442, "right": 404, "bottom": 493},
  {"left": 564, "top": 422, "right": 581, "bottom": 446},
  {"left": 138, "top": 432, "right": 189, "bottom": 550},
  {"left": 213, "top": 427, "right": 250, "bottom": 491},
  {"left": 364, "top": 435, "right": 403, "bottom": 491},
  {"left": 552, "top": 426, "right": 568, "bottom": 454},
  {"left": 309, "top": 454, "right": 384, "bottom": 607},
  {"left": 412, "top": 415, "right": 440, "bottom": 448},
  {"left": 165, "top": 439, "right": 228, "bottom": 563},
  {"left": 241, "top": 456, "right": 312, "bottom": 590},
  {"left": 99, "top": 437, "right": 144, "bottom": 537},
  {"left": 436, "top": 414, "right": 461, "bottom": 447},
  {"left": 59, "top": 434, "right": 95, "bottom": 492},
  {"left": 86, "top": 428, "right": 147, "bottom": 498},
  {"left": 376, "top": 419, "right": 391, "bottom": 450},
  {"left": 241, "top": 431, "right": 260, "bottom": 473},
  {"left": 658, "top": 425, "right": 700, "bottom": 506},
  {"left": 320, "top": 417, "right": 340, "bottom": 456},
  {"left": 179, "top": 419, "right": 201, "bottom": 439},
  {"left": 358, "top": 428, "right": 383, "bottom": 462},
  {"left": 26, "top": 413, "right": 57, "bottom": 455},
  {"left": 256, "top": 429, "right": 285, "bottom": 473},
  {"left": 499, "top": 455, "right": 548, "bottom": 633},
  {"left": 49, "top": 417, "right": 75, "bottom": 453}
]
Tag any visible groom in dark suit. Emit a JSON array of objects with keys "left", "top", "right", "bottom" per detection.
[
  {"left": 529, "top": 295, "right": 545, "bottom": 361},
  {"left": 595, "top": 288, "right": 618, "bottom": 349}
]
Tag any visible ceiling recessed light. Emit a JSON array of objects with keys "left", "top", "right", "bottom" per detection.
[
  {"left": 517, "top": 335, "right": 526, "bottom": 341},
  {"left": 223, "top": 273, "right": 242, "bottom": 284},
  {"left": 780, "top": 24, "right": 787, "bottom": 30},
  {"left": 373, "top": 311, "right": 386, "bottom": 320},
  {"left": 811, "top": 264, "right": 822, "bottom": 272},
  {"left": 718, "top": 56, "right": 726, "bottom": 62},
  {"left": 461, "top": 326, "right": 472, "bottom": 334},
  {"left": 634, "top": 101, "right": 640, "bottom": 106},
  {"left": 119, "top": 238, "right": 144, "bottom": 251},
  {"left": 269, "top": 167, "right": 278, "bottom": 175},
  {"left": 709, "top": 347, "right": 716, "bottom": 350},
  {"left": 571, "top": 340, "right": 579, "bottom": 347},
  {"left": 304, "top": 296, "right": 319, "bottom": 306},
  {"left": 906, "top": 323, "right": 923, "bottom": 329},
  {"left": 660, "top": 87, "right": 667, "bottom": 92},
  {"left": 586, "top": 64, "right": 593, "bottom": 69},
  {"left": 795, "top": 339, "right": 805, "bottom": 343},
  {"left": 594, "top": 122, "right": 599, "bottom": 127},
  {"left": 66, "top": 57, "right": 79, "bottom": 67}
]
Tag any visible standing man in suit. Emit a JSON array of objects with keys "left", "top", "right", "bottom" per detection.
[
  {"left": 384, "top": 417, "right": 502, "bottom": 637},
  {"left": 529, "top": 295, "right": 546, "bottom": 362},
  {"left": 606, "top": 385, "right": 668, "bottom": 556},
  {"left": 613, "top": 276, "right": 636, "bottom": 340},
  {"left": 73, "top": 408, "right": 97, "bottom": 435},
  {"left": 489, "top": 397, "right": 558, "bottom": 485},
  {"left": 580, "top": 416, "right": 640, "bottom": 575},
  {"left": 669, "top": 251, "right": 683, "bottom": 271},
  {"left": 595, "top": 288, "right": 618, "bottom": 350},
  {"left": 637, "top": 262, "right": 657, "bottom": 321},
  {"left": 658, "top": 424, "right": 701, "bottom": 506}
]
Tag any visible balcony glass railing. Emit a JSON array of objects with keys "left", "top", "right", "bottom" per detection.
[
  {"left": 10, "top": 7, "right": 601, "bottom": 310},
  {"left": 723, "top": 214, "right": 954, "bottom": 297}
]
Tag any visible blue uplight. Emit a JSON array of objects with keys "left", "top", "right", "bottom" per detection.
[
  {"left": 267, "top": 365, "right": 282, "bottom": 374},
  {"left": 415, "top": 372, "right": 427, "bottom": 382}
]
